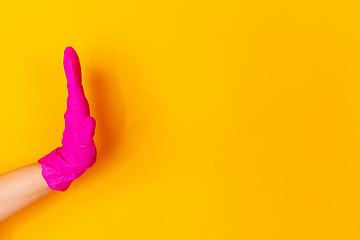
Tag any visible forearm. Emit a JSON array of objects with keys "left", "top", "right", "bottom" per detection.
[{"left": 0, "top": 163, "right": 53, "bottom": 222}]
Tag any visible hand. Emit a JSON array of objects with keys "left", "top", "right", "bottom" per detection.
[{"left": 38, "top": 47, "right": 97, "bottom": 192}]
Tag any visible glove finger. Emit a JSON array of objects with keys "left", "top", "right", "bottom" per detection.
[{"left": 63, "top": 47, "right": 90, "bottom": 125}]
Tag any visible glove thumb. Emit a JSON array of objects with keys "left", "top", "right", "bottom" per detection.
[{"left": 76, "top": 116, "right": 97, "bottom": 168}]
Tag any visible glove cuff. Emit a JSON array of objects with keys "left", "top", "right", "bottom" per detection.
[{"left": 37, "top": 147, "right": 87, "bottom": 192}]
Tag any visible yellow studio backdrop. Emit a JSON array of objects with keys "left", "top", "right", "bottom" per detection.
[{"left": 1, "top": 0, "right": 360, "bottom": 239}]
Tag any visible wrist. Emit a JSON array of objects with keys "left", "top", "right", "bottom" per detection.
[{"left": 37, "top": 147, "right": 87, "bottom": 192}]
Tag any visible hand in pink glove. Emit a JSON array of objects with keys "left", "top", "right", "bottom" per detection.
[{"left": 38, "top": 47, "right": 97, "bottom": 192}]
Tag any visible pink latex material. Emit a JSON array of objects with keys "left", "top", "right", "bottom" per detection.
[{"left": 38, "top": 47, "right": 97, "bottom": 192}]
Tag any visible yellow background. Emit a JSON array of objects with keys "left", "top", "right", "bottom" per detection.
[{"left": 1, "top": 0, "right": 360, "bottom": 239}]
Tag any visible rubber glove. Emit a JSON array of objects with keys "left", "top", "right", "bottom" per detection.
[{"left": 38, "top": 47, "right": 97, "bottom": 192}]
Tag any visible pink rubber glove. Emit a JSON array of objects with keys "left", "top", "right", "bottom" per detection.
[{"left": 38, "top": 47, "right": 97, "bottom": 192}]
